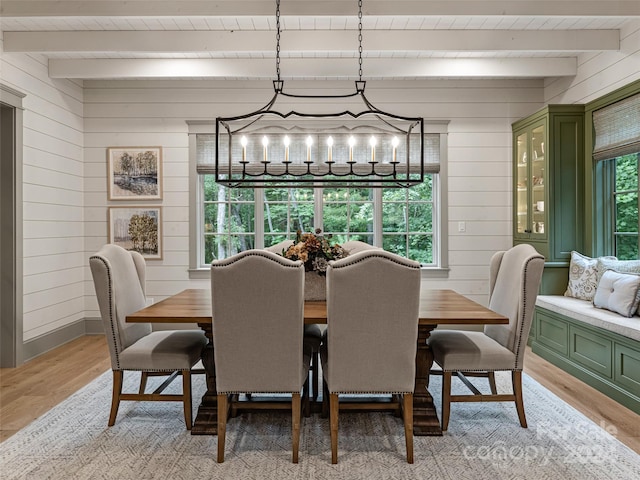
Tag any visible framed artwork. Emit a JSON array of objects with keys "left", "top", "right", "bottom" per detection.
[
  {"left": 107, "top": 146, "right": 162, "bottom": 200},
  {"left": 108, "top": 206, "right": 162, "bottom": 260}
]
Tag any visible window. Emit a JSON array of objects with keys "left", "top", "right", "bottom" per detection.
[
  {"left": 607, "top": 153, "right": 639, "bottom": 260},
  {"left": 189, "top": 123, "right": 448, "bottom": 272},
  {"left": 591, "top": 88, "right": 640, "bottom": 259}
]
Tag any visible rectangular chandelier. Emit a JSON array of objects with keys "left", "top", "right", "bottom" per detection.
[
  {"left": 215, "top": 82, "right": 425, "bottom": 188},
  {"left": 213, "top": 0, "right": 426, "bottom": 189}
]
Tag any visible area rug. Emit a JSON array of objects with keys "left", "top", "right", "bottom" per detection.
[{"left": 1, "top": 369, "right": 639, "bottom": 479}]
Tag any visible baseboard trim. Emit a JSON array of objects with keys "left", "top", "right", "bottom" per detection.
[{"left": 23, "top": 318, "right": 104, "bottom": 363}]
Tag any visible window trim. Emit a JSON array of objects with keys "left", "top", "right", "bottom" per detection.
[
  {"left": 187, "top": 120, "right": 449, "bottom": 278},
  {"left": 586, "top": 80, "right": 640, "bottom": 257}
]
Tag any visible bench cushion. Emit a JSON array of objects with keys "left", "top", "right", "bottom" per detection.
[{"left": 536, "top": 295, "right": 640, "bottom": 342}]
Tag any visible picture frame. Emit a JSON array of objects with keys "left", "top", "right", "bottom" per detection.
[
  {"left": 108, "top": 206, "right": 162, "bottom": 260},
  {"left": 107, "top": 146, "right": 162, "bottom": 200}
]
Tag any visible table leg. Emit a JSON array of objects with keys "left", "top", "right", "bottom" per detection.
[
  {"left": 191, "top": 322, "right": 218, "bottom": 435},
  {"left": 413, "top": 324, "right": 443, "bottom": 435}
]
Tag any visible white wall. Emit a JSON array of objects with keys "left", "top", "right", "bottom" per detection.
[
  {"left": 82, "top": 78, "right": 545, "bottom": 317},
  {"left": 0, "top": 35, "right": 85, "bottom": 342},
  {"left": 4, "top": 22, "right": 639, "bottom": 343},
  {"left": 544, "top": 19, "right": 640, "bottom": 104}
]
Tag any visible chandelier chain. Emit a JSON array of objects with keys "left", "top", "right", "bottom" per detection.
[
  {"left": 358, "top": 0, "right": 363, "bottom": 81},
  {"left": 275, "top": 0, "right": 281, "bottom": 82}
]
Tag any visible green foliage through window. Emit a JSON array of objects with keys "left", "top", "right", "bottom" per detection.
[
  {"left": 613, "top": 153, "right": 639, "bottom": 260},
  {"left": 201, "top": 176, "right": 435, "bottom": 265}
]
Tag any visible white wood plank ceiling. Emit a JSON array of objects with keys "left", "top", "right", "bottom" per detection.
[{"left": 1, "top": 0, "right": 638, "bottom": 79}]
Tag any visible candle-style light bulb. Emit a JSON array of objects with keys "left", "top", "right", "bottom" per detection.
[
  {"left": 283, "top": 135, "right": 290, "bottom": 162},
  {"left": 327, "top": 136, "right": 334, "bottom": 162},
  {"left": 348, "top": 136, "right": 356, "bottom": 162},
  {"left": 262, "top": 136, "right": 269, "bottom": 162},
  {"left": 240, "top": 136, "right": 248, "bottom": 162},
  {"left": 306, "top": 136, "right": 313, "bottom": 162},
  {"left": 369, "top": 136, "right": 377, "bottom": 162},
  {"left": 391, "top": 136, "right": 399, "bottom": 163}
]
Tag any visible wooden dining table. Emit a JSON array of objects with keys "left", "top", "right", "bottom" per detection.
[{"left": 126, "top": 288, "right": 508, "bottom": 436}]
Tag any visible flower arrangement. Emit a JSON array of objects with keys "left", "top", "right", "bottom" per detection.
[{"left": 282, "top": 229, "right": 348, "bottom": 274}]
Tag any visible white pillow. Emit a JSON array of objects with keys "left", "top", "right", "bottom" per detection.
[
  {"left": 565, "top": 251, "right": 615, "bottom": 301},
  {"left": 593, "top": 270, "right": 640, "bottom": 318}
]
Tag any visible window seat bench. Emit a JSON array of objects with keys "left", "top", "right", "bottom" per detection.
[{"left": 531, "top": 295, "right": 640, "bottom": 414}]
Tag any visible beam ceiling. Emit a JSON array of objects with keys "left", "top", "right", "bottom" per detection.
[{"left": 1, "top": 0, "right": 637, "bottom": 80}]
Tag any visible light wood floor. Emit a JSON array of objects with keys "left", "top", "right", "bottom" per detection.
[{"left": 1, "top": 336, "right": 639, "bottom": 454}]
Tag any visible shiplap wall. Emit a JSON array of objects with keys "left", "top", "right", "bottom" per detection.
[
  {"left": 0, "top": 35, "right": 85, "bottom": 342},
  {"left": 82, "top": 78, "right": 545, "bottom": 318},
  {"left": 4, "top": 20, "right": 638, "bottom": 343}
]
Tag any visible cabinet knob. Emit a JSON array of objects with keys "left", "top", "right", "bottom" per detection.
[{"left": 524, "top": 229, "right": 532, "bottom": 233}]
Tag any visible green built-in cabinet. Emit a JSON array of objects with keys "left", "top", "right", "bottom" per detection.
[
  {"left": 512, "top": 105, "right": 585, "bottom": 294},
  {"left": 532, "top": 307, "right": 640, "bottom": 414}
]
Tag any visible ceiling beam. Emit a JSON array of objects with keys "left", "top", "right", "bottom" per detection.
[
  {"left": 4, "top": 30, "right": 620, "bottom": 54},
  {"left": 2, "top": 1, "right": 640, "bottom": 17},
  {"left": 48, "top": 57, "right": 577, "bottom": 79}
]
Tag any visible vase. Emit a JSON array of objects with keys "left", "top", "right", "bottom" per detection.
[{"left": 304, "top": 271, "right": 326, "bottom": 301}]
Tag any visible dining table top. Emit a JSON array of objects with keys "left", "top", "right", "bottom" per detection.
[{"left": 126, "top": 288, "right": 508, "bottom": 326}]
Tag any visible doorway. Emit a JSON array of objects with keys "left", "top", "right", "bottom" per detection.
[{"left": 1, "top": 84, "right": 25, "bottom": 367}]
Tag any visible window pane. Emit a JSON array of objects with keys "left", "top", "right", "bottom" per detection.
[
  {"left": 382, "top": 203, "right": 406, "bottom": 232},
  {"left": 324, "top": 202, "right": 348, "bottom": 232},
  {"left": 204, "top": 204, "right": 218, "bottom": 232},
  {"left": 205, "top": 235, "right": 227, "bottom": 263},
  {"left": 409, "top": 234, "right": 433, "bottom": 264},
  {"left": 615, "top": 154, "right": 638, "bottom": 191},
  {"left": 232, "top": 203, "right": 255, "bottom": 232},
  {"left": 409, "top": 203, "right": 433, "bottom": 232},
  {"left": 616, "top": 192, "right": 638, "bottom": 232},
  {"left": 612, "top": 153, "right": 639, "bottom": 260},
  {"left": 383, "top": 234, "right": 407, "bottom": 257}
]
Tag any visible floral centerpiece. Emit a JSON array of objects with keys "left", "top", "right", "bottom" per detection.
[{"left": 282, "top": 229, "right": 348, "bottom": 275}]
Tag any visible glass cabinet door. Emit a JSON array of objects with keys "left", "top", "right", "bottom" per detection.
[
  {"left": 515, "top": 132, "right": 528, "bottom": 234},
  {"left": 530, "top": 125, "right": 546, "bottom": 237}
]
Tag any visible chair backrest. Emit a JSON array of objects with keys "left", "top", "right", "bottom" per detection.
[
  {"left": 210, "top": 249, "right": 305, "bottom": 394},
  {"left": 341, "top": 240, "right": 382, "bottom": 255},
  {"left": 485, "top": 244, "right": 545, "bottom": 369},
  {"left": 326, "top": 250, "right": 421, "bottom": 394},
  {"left": 89, "top": 244, "right": 151, "bottom": 370},
  {"left": 263, "top": 239, "right": 294, "bottom": 255}
]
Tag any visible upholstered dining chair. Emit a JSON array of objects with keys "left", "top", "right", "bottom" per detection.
[
  {"left": 321, "top": 250, "right": 421, "bottom": 464},
  {"left": 427, "top": 243, "right": 545, "bottom": 431},
  {"left": 210, "top": 249, "right": 311, "bottom": 463},
  {"left": 264, "top": 239, "right": 319, "bottom": 415},
  {"left": 89, "top": 244, "right": 207, "bottom": 429}
]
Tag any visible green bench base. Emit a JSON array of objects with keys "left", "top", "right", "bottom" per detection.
[{"left": 531, "top": 306, "right": 640, "bottom": 415}]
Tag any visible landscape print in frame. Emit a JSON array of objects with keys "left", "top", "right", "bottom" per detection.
[
  {"left": 107, "top": 146, "right": 162, "bottom": 200},
  {"left": 109, "top": 206, "right": 162, "bottom": 260}
]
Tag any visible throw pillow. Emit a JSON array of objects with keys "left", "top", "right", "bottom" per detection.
[
  {"left": 596, "top": 257, "right": 640, "bottom": 282},
  {"left": 565, "top": 251, "right": 615, "bottom": 301},
  {"left": 593, "top": 270, "right": 640, "bottom": 318}
]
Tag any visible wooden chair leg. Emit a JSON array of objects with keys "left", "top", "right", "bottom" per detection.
[
  {"left": 488, "top": 371, "right": 497, "bottom": 395},
  {"left": 321, "top": 380, "right": 329, "bottom": 418},
  {"left": 403, "top": 393, "right": 414, "bottom": 464},
  {"left": 138, "top": 372, "right": 149, "bottom": 394},
  {"left": 302, "top": 377, "right": 311, "bottom": 418},
  {"left": 182, "top": 370, "right": 192, "bottom": 430},
  {"left": 312, "top": 351, "right": 320, "bottom": 403},
  {"left": 291, "top": 393, "right": 301, "bottom": 464},
  {"left": 217, "top": 394, "right": 228, "bottom": 463},
  {"left": 441, "top": 371, "right": 452, "bottom": 431},
  {"left": 330, "top": 393, "right": 339, "bottom": 464},
  {"left": 512, "top": 370, "right": 527, "bottom": 428},
  {"left": 108, "top": 370, "right": 124, "bottom": 426}
]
